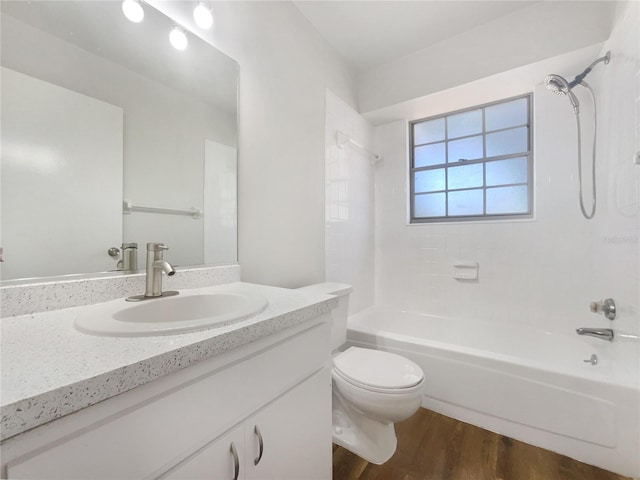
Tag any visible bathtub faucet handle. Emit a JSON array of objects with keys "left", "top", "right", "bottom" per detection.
[{"left": 589, "top": 298, "right": 616, "bottom": 320}]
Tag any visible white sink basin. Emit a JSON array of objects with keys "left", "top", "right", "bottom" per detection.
[{"left": 74, "top": 291, "right": 269, "bottom": 336}]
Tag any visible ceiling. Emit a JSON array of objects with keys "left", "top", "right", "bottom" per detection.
[{"left": 293, "top": 1, "right": 537, "bottom": 70}]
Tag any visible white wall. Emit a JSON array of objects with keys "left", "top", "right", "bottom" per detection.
[
  {"left": 325, "top": 90, "right": 375, "bottom": 314},
  {"left": 150, "top": 1, "right": 358, "bottom": 288},
  {"left": 359, "top": 1, "right": 618, "bottom": 114},
  {"left": 373, "top": 21, "right": 638, "bottom": 339}
]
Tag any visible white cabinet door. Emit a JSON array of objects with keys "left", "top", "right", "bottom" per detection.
[
  {"left": 159, "top": 426, "right": 245, "bottom": 480},
  {"left": 245, "top": 368, "right": 331, "bottom": 480},
  {"left": 160, "top": 368, "right": 331, "bottom": 480}
]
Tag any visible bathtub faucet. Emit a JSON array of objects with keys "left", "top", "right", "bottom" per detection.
[{"left": 576, "top": 327, "right": 614, "bottom": 342}]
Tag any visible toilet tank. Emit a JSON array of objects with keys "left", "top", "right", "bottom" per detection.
[{"left": 297, "top": 282, "right": 352, "bottom": 351}]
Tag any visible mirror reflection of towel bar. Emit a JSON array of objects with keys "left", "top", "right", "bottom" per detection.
[{"left": 123, "top": 200, "right": 202, "bottom": 219}]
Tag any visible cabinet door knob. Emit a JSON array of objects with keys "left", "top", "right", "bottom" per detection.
[
  {"left": 230, "top": 442, "right": 239, "bottom": 480},
  {"left": 254, "top": 425, "right": 264, "bottom": 466}
]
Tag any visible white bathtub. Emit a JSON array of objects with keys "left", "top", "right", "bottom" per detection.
[{"left": 347, "top": 306, "right": 640, "bottom": 478}]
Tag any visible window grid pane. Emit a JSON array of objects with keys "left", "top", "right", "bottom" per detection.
[
  {"left": 410, "top": 94, "right": 532, "bottom": 221},
  {"left": 414, "top": 169, "right": 446, "bottom": 193},
  {"left": 448, "top": 189, "right": 484, "bottom": 216},
  {"left": 485, "top": 127, "right": 528, "bottom": 158},
  {"left": 448, "top": 163, "right": 483, "bottom": 190},
  {"left": 447, "top": 135, "right": 483, "bottom": 163},
  {"left": 486, "top": 156, "right": 528, "bottom": 186},
  {"left": 447, "top": 109, "right": 482, "bottom": 139},
  {"left": 414, "top": 118, "right": 445, "bottom": 145},
  {"left": 414, "top": 142, "right": 446, "bottom": 168},
  {"left": 485, "top": 97, "right": 528, "bottom": 132}
]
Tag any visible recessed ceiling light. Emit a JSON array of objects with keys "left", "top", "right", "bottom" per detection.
[
  {"left": 169, "top": 26, "right": 188, "bottom": 50},
  {"left": 122, "top": 0, "right": 144, "bottom": 23},
  {"left": 193, "top": 2, "right": 213, "bottom": 30}
]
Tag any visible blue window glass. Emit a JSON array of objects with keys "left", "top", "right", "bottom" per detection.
[
  {"left": 448, "top": 135, "right": 483, "bottom": 162},
  {"left": 414, "top": 169, "right": 445, "bottom": 193},
  {"left": 486, "top": 127, "right": 528, "bottom": 158},
  {"left": 448, "top": 189, "right": 484, "bottom": 216},
  {"left": 414, "top": 143, "right": 445, "bottom": 168},
  {"left": 486, "top": 157, "right": 528, "bottom": 186},
  {"left": 486, "top": 185, "right": 528, "bottom": 214},
  {"left": 414, "top": 193, "right": 445, "bottom": 217},
  {"left": 414, "top": 118, "right": 444, "bottom": 145},
  {"left": 447, "top": 109, "right": 482, "bottom": 139},
  {"left": 485, "top": 97, "right": 528, "bottom": 132},
  {"left": 448, "top": 163, "right": 483, "bottom": 190}
]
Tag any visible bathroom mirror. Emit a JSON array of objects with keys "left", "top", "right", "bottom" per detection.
[{"left": 0, "top": 0, "right": 238, "bottom": 282}]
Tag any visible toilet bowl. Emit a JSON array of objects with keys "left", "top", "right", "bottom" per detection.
[
  {"left": 297, "top": 283, "right": 425, "bottom": 464},
  {"left": 332, "top": 346, "right": 424, "bottom": 463}
]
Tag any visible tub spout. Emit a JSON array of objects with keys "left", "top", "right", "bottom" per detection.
[{"left": 576, "top": 327, "right": 614, "bottom": 342}]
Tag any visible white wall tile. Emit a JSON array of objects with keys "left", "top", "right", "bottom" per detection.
[{"left": 325, "top": 91, "right": 375, "bottom": 314}]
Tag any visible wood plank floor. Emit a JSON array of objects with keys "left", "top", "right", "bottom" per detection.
[{"left": 333, "top": 408, "right": 630, "bottom": 480}]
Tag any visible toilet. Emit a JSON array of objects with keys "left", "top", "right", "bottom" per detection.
[{"left": 298, "top": 283, "right": 425, "bottom": 464}]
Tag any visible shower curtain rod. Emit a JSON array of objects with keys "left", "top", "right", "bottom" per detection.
[{"left": 336, "top": 130, "right": 383, "bottom": 166}]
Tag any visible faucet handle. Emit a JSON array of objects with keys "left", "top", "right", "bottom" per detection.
[
  {"left": 590, "top": 298, "right": 616, "bottom": 320},
  {"left": 147, "top": 242, "right": 169, "bottom": 252}
]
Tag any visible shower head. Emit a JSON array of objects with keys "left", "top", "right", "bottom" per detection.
[
  {"left": 544, "top": 74, "right": 580, "bottom": 114},
  {"left": 544, "top": 74, "right": 569, "bottom": 95},
  {"left": 544, "top": 52, "right": 611, "bottom": 116}
]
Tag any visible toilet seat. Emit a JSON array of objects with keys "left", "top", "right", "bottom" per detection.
[{"left": 333, "top": 347, "right": 424, "bottom": 393}]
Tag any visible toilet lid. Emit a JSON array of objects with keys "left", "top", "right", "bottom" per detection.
[{"left": 333, "top": 347, "right": 424, "bottom": 390}]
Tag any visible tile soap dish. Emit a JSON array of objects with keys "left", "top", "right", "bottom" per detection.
[{"left": 452, "top": 261, "right": 479, "bottom": 280}]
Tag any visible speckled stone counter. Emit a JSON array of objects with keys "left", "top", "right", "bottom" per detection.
[
  {"left": 0, "top": 282, "right": 336, "bottom": 441},
  {"left": 1, "top": 264, "right": 241, "bottom": 318}
]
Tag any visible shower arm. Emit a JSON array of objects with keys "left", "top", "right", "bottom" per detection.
[{"left": 568, "top": 51, "right": 611, "bottom": 89}]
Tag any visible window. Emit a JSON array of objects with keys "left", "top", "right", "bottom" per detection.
[{"left": 410, "top": 94, "right": 533, "bottom": 222}]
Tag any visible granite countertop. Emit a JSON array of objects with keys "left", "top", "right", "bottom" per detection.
[{"left": 0, "top": 282, "right": 336, "bottom": 442}]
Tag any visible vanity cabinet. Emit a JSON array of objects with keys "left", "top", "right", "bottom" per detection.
[
  {"left": 162, "top": 368, "right": 327, "bottom": 480},
  {"left": 1, "top": 319, "right": 332, "bottom": 480}
]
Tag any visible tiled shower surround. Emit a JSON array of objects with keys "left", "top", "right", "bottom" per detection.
[
  {"left": 372, "top": 2, "right": 638, "bottom": 338},
  {"left": 325, "top": 90, "right": 375, "bottom": 315}
]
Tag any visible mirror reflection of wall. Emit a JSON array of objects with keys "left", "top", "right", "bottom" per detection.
[
  {"left": 1, "top": 67, "right": 124, "bottom": 280},
  {"left": 0, "top": 1, "right": 239, "bottom": 282}
]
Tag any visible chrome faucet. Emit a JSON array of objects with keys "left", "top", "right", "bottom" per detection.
[
  {"left": 145, "top": 243, "right": 175, "bottom": 297},
  {"left": 576, "top": 327, "right": 614, "bottom": 342},
  {"left": 126, "top": 243, "right": 178, "bottom": 302},
  {"left": 116, "top": 242, "right": 138, "bottom": 273}
]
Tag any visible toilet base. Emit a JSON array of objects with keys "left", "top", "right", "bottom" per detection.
[{"left": 332, "top": 390, "right": 398, "bottom": 464}]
